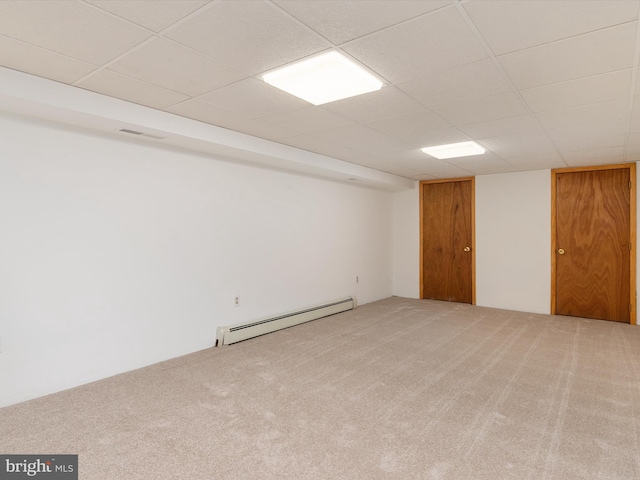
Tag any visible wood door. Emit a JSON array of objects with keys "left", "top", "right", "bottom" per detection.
[
  {"left": 554, "top": 167, "right": 632, "bottom": 323},
  {"left": 420, "top": 179, "right": 474, "bottom": 303}
]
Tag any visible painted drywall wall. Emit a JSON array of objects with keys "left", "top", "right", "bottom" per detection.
[
  {"left": 393, "top": 167, "right": 640, "bottom": 318},
  {"left": 392, "top": 170, "right": 551, "bottom": 313},
  {"left": 392, "top": 186, "right": 420, "bottom": 298},
  {"left": 475, "top": 171, "right": 551, "bottom": 314},
  {"left": 0, "top": 112, "right": 393, "bottom": 407}
]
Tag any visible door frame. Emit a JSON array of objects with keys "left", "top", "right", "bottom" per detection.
[
  {"left": 419, "top": 177, "right": 476, "bottom": 304},
  {"left": 551, "top": 163, "right": 636, "bottom": 324}
]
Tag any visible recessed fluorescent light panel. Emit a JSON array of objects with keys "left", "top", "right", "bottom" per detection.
[
  {"left": 262, "top": 51, "right": 384, "bottom": 105},
  {"left": 421, "top": 141, "right": 486, "bottom": 160}
]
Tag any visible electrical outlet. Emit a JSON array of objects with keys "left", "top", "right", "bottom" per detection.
[
  {"left": 356, "top": 276, "right": 359, "bottom": 284},
  {"left": 234, "top": 296, "right": 240, "bottom": 307}
]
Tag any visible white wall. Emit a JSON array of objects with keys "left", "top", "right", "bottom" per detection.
[
  {"left": 392, "top": 170, "right": 552, "bottom": 313},
  {"left": 475, "top": 171, "right": 551, "bottom": 314},
  {"left": 0, "top": 112, "right": 393, "bottom": 407},
  {"left": 392, "top": 186, "right": 420, "bottom": 298}
]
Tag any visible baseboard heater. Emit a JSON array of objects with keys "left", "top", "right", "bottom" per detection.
[{"left": 215, "top": 297, "right": 356, "bottom": 346}]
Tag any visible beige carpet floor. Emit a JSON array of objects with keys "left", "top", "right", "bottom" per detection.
[{"left": 3, "top": 297, "right": 640, "bottom": 479}]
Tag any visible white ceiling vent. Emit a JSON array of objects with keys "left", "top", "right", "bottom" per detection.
[
  {"left": 117, "top": 128, "right": 164, "bottom": 140},
  {"left": 118, "top": 128, "right": 144, "bottom": 135}
]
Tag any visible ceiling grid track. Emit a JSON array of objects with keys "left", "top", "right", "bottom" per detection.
[
  {"left": 258, "top": 0, "right": 469, "bottom": 176},
  {"left": 265, "top": 0, "right": 465, "bottom": 130},
  {"left": 452, "top": 0, "right": 569, "bottom": 168},
  {"left": 73, "top": 0, "right": 229, "bottom": 89},
  {"left": 71, "top": 36, "right": 156, "bottom": 87},
  {"left": 622, "top": 16, "right": 640, "bottom": 162},
  {"left": 0, "top": 32, "right": 96, "bottom": 69},
  {"left": 1, "top": 0, "right": 637, "bottom": 181}
]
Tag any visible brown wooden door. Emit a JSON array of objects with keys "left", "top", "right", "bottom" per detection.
[
  {"left": 554, "top": 168, "right": 631, "bottom": 323},
  {"left": 421, "top": 179, "right": 474, "bottom": 303}
]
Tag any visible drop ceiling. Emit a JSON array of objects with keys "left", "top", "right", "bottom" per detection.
[{"left": 1, "top": 0, "right": 639, "bottom": 182}]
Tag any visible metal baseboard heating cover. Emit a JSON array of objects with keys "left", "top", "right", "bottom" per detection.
[{"left": 216, "top": 297, "right": 356, "bottom": 346}]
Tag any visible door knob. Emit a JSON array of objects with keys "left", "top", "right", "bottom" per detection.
[
  {"left": 464, "top": 246, "right": 471, "bottom": 252},
  {"left": 557, "top": 248, "right": 565, "bottom": 255}
]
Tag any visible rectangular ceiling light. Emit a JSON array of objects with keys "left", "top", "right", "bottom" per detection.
[
  {"left": 421, "top": 141, "right": 486, "bottom": 159},
  {"left": 262, "top": 51, "right": 384, "bottom": 105}
]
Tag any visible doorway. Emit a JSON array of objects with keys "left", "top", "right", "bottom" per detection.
[
  {"left": 551, "top": 164, "right": 636, "bottom": 324},
  {"left": 420, "top": 178, "right": 475, "bottom": 304}
]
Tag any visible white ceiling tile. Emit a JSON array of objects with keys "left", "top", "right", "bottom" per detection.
[
  {"left": 562, "top": 153, "right": 627, "bottom": 167},
  {"left": 230, "top": 119, "right": 299, "bottom": 141},
  {"left": 431, "top": 93, "right": 529, "bottom": 126},
  {"left": 314, "top": 125, "right": 407, "bottom": 155},
  {"left": 635, "top": 69, "right": 640, "bottom": 92},
  {"left": 342, "top": 6, "right": 487, "bottom": 84},
  {"left": 390, "top": 150, "right": 478, "bottom": 177},
  {"left": 407, "top": 173, "right": 439, "bottom": 181},
  {"left": 1, "top": 0, "right": 637, "bottom": 181},
  {"left": 629, "top": 97, "right": 640, "bottom": 130},
  {"left": 555, "top": 135, "right": 627, "bottom": 152},
  {"left": 273, "top": 0, "right": 450, "bottom": 44},
  {"left": 400, "top": 127, "right": 472, "bottom": 149},
  {"left": 560, "top": 146, "right": 624, "bottom": 162},
  {"left": 388, "top": 149, "right": 435, "bottom": 164},
  {"left": 627, "top": 97, "right": 640, "bottom": 132},
  {"left": 628, "top": 142, "right": 640, "bottom": 153},
  {"left": 264, "top": 107, "right": 355, "bottom": 134},
  {"left": 458, "top": 115, "right": 541, "bottom": 139},
  {"left": 478, "top": 132, "right": 558, "bottom": 158},
  {"left": 452, "top": 158, "right": 518, "bottom": 175},
  {"left": 321, "top": 87, "right": 424, "bottom": 123},
  {"left": 198, "top": 77, "right": 308, "bottom": 120},
  {"left": 0, "top": 1, "right": 151, "bottom": 64},
  {"left": 337, "top": 151, "right": 398, "bottom": 167},
  {"left": 341, "top": 155, "right": 393, "bottom": 169},
  {"left": 626, "top": 145, "right": 640, "bottom": 161},
  {"left": 279, "top": 135, "right": 361, "bottom": 161},
  {"left": 372, "top": 165, "right": 431, "bottom": 180},
  {"left": 504, "top": 153, "right": 568, "bottom": 170},
  {"left": 629, "top": 114, "right": 640, "bottom": 133},
  {"left": 355, "top": 153, "right": 418, "bottom": 170},
  {"left": 626, "top": 132, "right": 640, "bottom": 146},
  {"left": 77, "top": 70, "right": 189, "bottom": 109},
  {"left": 348, "top": 140, "right": 416, "bottom": 159},
  {"left": 499, "top": 23, "right": 636, "bottom": 90},
  {"left": 547, "top": 121, "right": 627, "bottom": 151},
  {"left": 86, "top": 1, "right": 210, "bottom": 32},
  {"left": 547, "top": 120, "right": 627, "bottom": 142},
  {"left": 395, "top": 155, "right": 473, "bottom": 177},
  {"left": 366, "top": 158, "right": 414, "bottom": 171},
  {"left": 445, "top": 150, "right": 503, "bottom": 165},
  {"left": 414, "top": 163, "right": 474, "bottom": 179},
  {"left": 0, "top": 35, "right": 96, "bottom": 84},
  {"left": 109, "top": 38, "right": 245, "bottom": 96},
  {"left": 398, "top": 59, "right": 511, "bottom": 108},
  {"left": 341, "top": 149, "right": 406, "bottom": 167},
  {"left": 520, "top": 69, "right": 632, "bottom": 112},
  {"left": 165, "top": 0, "right": 328, "bottom": 75},
  {"left": 535, "top": 99, "right": 629, "bottom": 130},
  {"left": 166, "top": 99, "right": 249, "bottom": 128},
  {"left": 463, "top": 0, "right": 639, "bottom": 56},
  {"left": 365, "top": 111, "right": 452, "bottom": 139}
]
